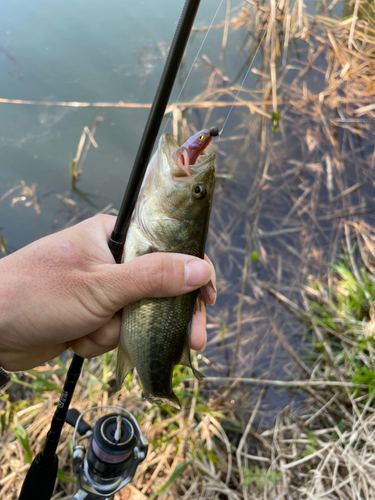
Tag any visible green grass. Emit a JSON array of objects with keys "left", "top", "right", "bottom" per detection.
[
  {"left": 242, "top": 466, "right": 282, "bottom": 490},
  {"left": 306, "top": 257, "right": 375, "bottom": 395}
]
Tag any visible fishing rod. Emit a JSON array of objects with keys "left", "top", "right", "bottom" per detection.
[{"left": 19, "top": 1, "right": 201, "bottom": 498}]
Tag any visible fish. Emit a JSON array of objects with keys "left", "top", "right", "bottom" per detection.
[{"left": 116, "top": 129, "right": 216, "bottom": 408}]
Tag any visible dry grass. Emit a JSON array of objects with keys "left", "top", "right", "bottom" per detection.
[{"left": 2, "top": 0, "right": 375, "bottom": 498}]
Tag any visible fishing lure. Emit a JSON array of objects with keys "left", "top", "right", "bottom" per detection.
[{"left": 172, "top": 126, "right": 219, "bottom": 176}]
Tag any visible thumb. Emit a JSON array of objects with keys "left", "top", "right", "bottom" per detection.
[{"left": 100, "top": 252, "right": 213, "bottom": 309}]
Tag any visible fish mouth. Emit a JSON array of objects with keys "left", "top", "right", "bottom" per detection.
[{"left": 162, "top": 133, "right": 215, "bottom": 177}]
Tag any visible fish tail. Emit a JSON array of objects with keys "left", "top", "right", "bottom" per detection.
[{"left": 141, "top": 389, "right": 181, "bottom": 409}]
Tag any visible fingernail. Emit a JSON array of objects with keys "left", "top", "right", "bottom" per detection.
[{"left": 185, "top": 260, "right": 212, "bottom": 287}]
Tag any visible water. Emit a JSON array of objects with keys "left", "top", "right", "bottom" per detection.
[
  {"left": 2, "top": 0, "right": 374, "bottom": 423},
  {"left": 0, "top": 0, "right": 233, "bottom": 247}
]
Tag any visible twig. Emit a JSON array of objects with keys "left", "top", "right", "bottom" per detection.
[
  {"left": 231, "top": 153, "right": 270, "bottom": 375},
  {"left": 204, "top": 377, "right": 366, "bottom": 388},
  {"left": 0, "top": 96, "right": 275, "bottom": 114},
  {"left": 348, "top": 0, "right": 360, "bottom": 51},
  {"left": 220, "top": 0, "right": 232, "bottom": 62},
  {"left": 237, "top": 389, "right": 265, "bottom": 500},
  {"left": 281, "top": 440, "right": 333, "bottom": 470}
]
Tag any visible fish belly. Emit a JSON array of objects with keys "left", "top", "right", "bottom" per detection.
[{"left": 118, "top": 292, "right": 198, "bottom": 408}]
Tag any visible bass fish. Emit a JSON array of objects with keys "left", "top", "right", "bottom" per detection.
[{"left": 116, "top": 128, "right": 217, "bottom": 408}]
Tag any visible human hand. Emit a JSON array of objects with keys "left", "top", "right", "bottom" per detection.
[{"left": 0, "top": 215, "right": 216, "bottom": 372}]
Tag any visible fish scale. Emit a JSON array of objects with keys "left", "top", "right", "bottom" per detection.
[{"left": 121, "top": 293, "right": 197, "bottom": 408}]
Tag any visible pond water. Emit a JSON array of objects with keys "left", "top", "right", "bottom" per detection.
[
  {"left": 2, "top": 0, "right": 375, "bottom": 424},
  {"left": 0, "top": 0, "right": 226, "bottom": 246}
]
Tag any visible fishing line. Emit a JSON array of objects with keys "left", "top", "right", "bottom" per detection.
[
  {"left": 161, "top": 0, "right": 226, "bottom": 136},
  {"left": 162, "top": 1, "right": 268, "bottom": 140},
  {"left": 219, "top": 26, "right": 268, "bottom": 136}
]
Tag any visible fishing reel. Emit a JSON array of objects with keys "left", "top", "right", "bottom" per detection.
[{"left": 66, "top": 406, "right": 148, "bottom": 500}]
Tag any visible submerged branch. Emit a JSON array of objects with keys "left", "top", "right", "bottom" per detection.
[
  {"left": 204, "top": 377, "right": 367, "bottom": 388},
  {"left": 0, "top": 97, "right": 274, "bottom": 113}
]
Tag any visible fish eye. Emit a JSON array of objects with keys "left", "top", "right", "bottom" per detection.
[
  {"left": 193, "top": 184, "right": 206, "bottom": 199},
  {"left": 198, "top": 134, "right": 205, "bottom": 141}
]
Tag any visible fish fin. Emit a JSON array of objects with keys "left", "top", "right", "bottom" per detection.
[
  {"left": 194, "top": 293, "right": 202, "bottom": 314},
  {"left": 195, "top": 279, "right": 216, "bottom": 313},
  {"left": 198, "top": 279, "right": 215, "bottom": 306},
  {"left": 207, "top": 279, "right": 216, "bottom": 294},
  {"left": 116, "top": 343, "right": 134, "bottom": 391},
  {"left": 141, "top": 390, "right": 181, "bottom": 409},
  {"left": 178, "top": 329, "right": 204, "bottom": 381}
]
